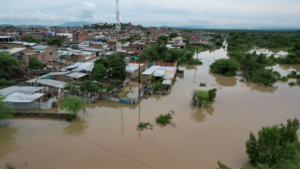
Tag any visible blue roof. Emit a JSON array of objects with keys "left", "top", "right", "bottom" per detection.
[{"left": 203, "top": 36, "right": 210, "bottom": 38}]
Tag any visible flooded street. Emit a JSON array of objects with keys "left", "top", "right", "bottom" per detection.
[{"left": 1, "top": 43, "right": 300, "bottom": 169}]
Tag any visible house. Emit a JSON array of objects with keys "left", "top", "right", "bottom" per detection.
[
  {"left": 0, "top": 86, "right": 58, "bottom": 110},
  {"left": 125, "top": 63, "right": 146, "bottom": 80},
  {"left": 141, "top": 65, "right": 176, "bottom": 83},
  {"left": 172, "top": 37, "right": 183, "bottom": 43}
]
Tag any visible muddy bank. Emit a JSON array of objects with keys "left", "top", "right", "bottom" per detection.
[{"left": 1, "top": 45, "right": 300, "bottom": 169}]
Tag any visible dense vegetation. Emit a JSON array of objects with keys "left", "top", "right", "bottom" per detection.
[
  {"left": 28, "top": 57, "right": 44, "bottom": 70},
  {"left": 192, "top": 88, "right": 217, "bottom": 107},
  {"left": 48, "top": 37, "right": 62, "bottom": 46},
  {"left": 218, "top": 118, "right": 300, "bottom": 169},
  {"left": 22, "top": 35, "right": 38, "bottom": 43},
  {"left": 94, "top": 55, "right": 126, "bottom": 79},
  {"left": 92, "top": 63, "right": 107, "bottom": 82},
  {"left": 210, "top": 59, "right": 240, "bottom": 76},
  {"left": 137, "top": 122, "right": 153, "bottom": 131},
  {"left": 0, "top": 52, "right": 20, "bottom": 79}
]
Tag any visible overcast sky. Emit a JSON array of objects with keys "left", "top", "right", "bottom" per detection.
[{"left": 0, "top": 0, "right": 299, "bottom": 29}]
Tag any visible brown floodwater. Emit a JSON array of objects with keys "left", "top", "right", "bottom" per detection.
[{"left": 1, "top": 43, "right": 300, "bottom": 169}]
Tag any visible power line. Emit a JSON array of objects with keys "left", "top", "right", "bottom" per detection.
[{"left": 40, "top": 120, "right": 156, "bottom": 169}]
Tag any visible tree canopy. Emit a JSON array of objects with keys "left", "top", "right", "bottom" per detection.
[
  {"left": 48, "top": 37, "right": 62, "bottom": 46},
  {"left": 22, "top": 35, "right": 37, "bottom": 43},
  {"left": 92, "top": 63, "right": 107, "bottom": 82},
  {"left": 28, "top": 57, "right": 44, "bottom": 70},
  {"left": 60, "top": 97, "right": 85, "bottom": 118},
  {"left": 0, "top": 51, "right": 20, "bottom": 79},
  {"left": 246, "top": 118, "right": 300, "bottom": 167},
  {"left": 107, "top": 55, "right": 126, "bottom": 79},
  {"left": 210, "top": 58, "right": 240, "bottom": 76},
  {"left": 80, "top": 80, "right": 100, "bottom": 92},
  {"left": 169, "top": 33, "right": 179, "bottom": 39}
]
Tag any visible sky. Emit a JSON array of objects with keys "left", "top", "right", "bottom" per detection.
[{"left": 0, "top": 0, "right": 300, "bottom": 29}]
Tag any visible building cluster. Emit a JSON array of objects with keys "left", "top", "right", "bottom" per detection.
[{"left": 0, "top": 23, "right": 223, "bottom": 109}]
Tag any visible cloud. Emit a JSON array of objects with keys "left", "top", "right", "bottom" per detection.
[
  {"left": 67, "top": 2, "right": 97, "bottom": 19},
  {"left": 0, "top": 0, "right": 299, "bottom": 28}
]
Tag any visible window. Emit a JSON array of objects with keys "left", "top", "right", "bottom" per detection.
[
  {"left": 18, "top": 55, "right": 22, "bottom": 60},
  {"left": 137, "top": 47, "right": 139, "bottom": 50},
  {"left": 50, "top": 53, "right": 53, "bottom": 55},
  {"left": 141, "top": 47, "right": 143, "bottom": 50}
]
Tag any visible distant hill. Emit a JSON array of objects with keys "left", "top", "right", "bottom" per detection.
[
  {"left": 159, "top": 25, "right": 300, "bottom": 30},
  {"left": 59, "top": 22, "right": 92, "bottom": 27},
  {"left": 0, "top": 24, "right": 46, "bottom": 28}
]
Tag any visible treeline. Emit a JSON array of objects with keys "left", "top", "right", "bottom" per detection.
[{"left": 139, "top": 43, "right": 202, "bottom": 65}]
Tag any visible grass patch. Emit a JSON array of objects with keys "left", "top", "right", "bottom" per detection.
[
  {"left": 199, "top": 82, "right": 207, "bottom": 87},
  {"left": 136, "top": 122, "right": 153, "bottom": 131},
  {"left": 156, "top": 113, "right": 172, "bottom": 125},
  {"left": 289, "top": 82, "right": 296, "bottom": 86}
]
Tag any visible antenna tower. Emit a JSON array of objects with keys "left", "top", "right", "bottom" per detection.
[{"left": 116, "top": 0, "right": 122, "bottom": 51}]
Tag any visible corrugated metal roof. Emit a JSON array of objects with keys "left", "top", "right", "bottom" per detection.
[
  {"left": 66, "top": 72, "right": 87, "bottom": 78},
  {"left": 27, "top": 79, "right": 66, "bottom": 88},
  {"left": 142, "top": 66, "right": 160, "bottom": 75},
  {"left": 162, "top": 80, "right": 172, "bottom": 85},
  {"left": 32, "top": 45, "right": 49, "bottom": 50},
  {"left": 73, "top": 62, "right": 94, "bottom": 72},
  {"left": 0, "top": 86, "right": 44, "bottom": 96},
  {"left": 65, "top": 62, "right": 84, "bottom": 69},
  {"left": 4, "top": 92, "right": 44, "bottom": 103},
  {"left": 154, "top": 69, "right": 166, "bottom": 77}
]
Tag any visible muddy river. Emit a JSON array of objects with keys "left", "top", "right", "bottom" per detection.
[{"left": 1, "top": 43, "right": 300, "bottom": 169}]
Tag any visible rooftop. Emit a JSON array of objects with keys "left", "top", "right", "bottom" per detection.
[
  {"left": 4, "top": 92, "right": 44, "bottom": 103},
  {"left": 72, "top": 62, "right": 94, "bottom": 72},
  {"left": 32, "top": 45, "right": 49, "bottom": 50},
  {"left": 66, "top": 72, "right": 87, "bottom": 78},
  {"left": 27, "top": 79, "right": 66, "bottom": 88},
  {"left": 0, "top": 86, "right": 44, "bottom": 96},
  {"left": 4, "top": 48, "right": 26, "bottom": 54}
]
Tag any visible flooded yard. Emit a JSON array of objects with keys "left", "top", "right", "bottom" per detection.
[{"left": 1, "top": 43, "right": 300, "bottom": 169}]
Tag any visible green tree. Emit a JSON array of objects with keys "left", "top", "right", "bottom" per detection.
[
  {"left": 246, "top": 118, "right": 300, "bottom": 166},
  {"left": 157, "top": 35, "right": 169, "bottom": 44},
  {"left": 169, "top": 33, "right": 179, "bottom": 39},
  {"left": 48, "top": 37, "right": 62, "bottom": 46},
  {"left": 0, "top": 94, "right": 14, "bottom": 119},
  {"left": 92, "top": 63, "right": 107, "bottom": 82},
  {"left": 94, "top": 58, "right": 108, "bottom": 68},
  {"left": 0, "top": 52, "right": 20, "bottom": 79},
  {"left": 107, "top": 55, "right": 126, "bottom": 79},
  {"left": 216, "top": 161, "right": 231, "bottom": 169},
  {"left": 28, "top": 57, "right": 44, "bottom": 70},
  {"left": 210, "top": 59, "right": 240, "bottom": 76},
  {"left": 80, "top": 81, "right": 99, "bottom": 92},
  {"left": 22, "top": 35, "right": 37, "bottom": 43},
  {"left": 60, "top": 96, "right": 85, "bottom": 117}
]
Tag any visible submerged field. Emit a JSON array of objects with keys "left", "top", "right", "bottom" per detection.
[{"left": 1, "top": 43, "right": 300, "bottom": 169}]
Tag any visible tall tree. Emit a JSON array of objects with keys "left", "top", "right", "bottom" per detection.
[
  {"left": 28, "top": 57, "right": 44, "bottom": 70},
  {"left": 92, "top": 63, "right": 107, "bottom": 82},
  {"left": 0, "top": 52, "right": 20, "bottom": 79},
  {"left": 48, "top": 37, "right": 62, "bottom": 46},
  {"left": 107, "top": 55, "right": 126, "bottom": 79}
]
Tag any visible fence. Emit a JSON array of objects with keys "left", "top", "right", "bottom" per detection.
[
  {"left": 6, "top": 96, "right": 58, "bottom": 110},
  {"left": 14, "top": 112, "right": 71, "bottom": 119},
  {"left": 99, "top": 91, "right": 143, "bottom": 105}
]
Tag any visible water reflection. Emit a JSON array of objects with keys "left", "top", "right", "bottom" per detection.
[
  {"left": 190, "top": 108, "right": 206, "bottom": 123},
  {"left": 63, "top": 118, "right": 89, "bottom": 136},
  {"left": 244, "top": 82, "right": 278, "bottom": 93},
  {"left": 0, "top": 124, "right": 20, "bottom": 159},
  {"left": 209, "top": 71, "right": 237, "bottom": 87},
  {"left": 279, "top": 64, "right": 300, "bottom": 72}
]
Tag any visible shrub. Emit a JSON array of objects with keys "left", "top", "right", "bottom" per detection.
[
  {"left": 210, "top": 58, "right": 240, "bottom": 76},
  {"left": 251, "top": 68, "right": 279, "bottom": 86},
  {"left": 245, "top": 118, "right": 300, "bottom": 166},
  {"left": 107, "top": 84, "right": 115, "bottom": 92},
  {"left": 216, "top": 161, "right": 231, "bottom": 169},
  {"left": 137, "top": 122, "right": 153, "bottom": 131},
  {"left": 288, "top": 82, "right": 296, "bottom": 86},
  {"left": 151, "top": 75, "right": 156, "bottom": 81},
  {"left": 192, "top": 88, "right": 217, "bottom": 107},
  {"left": 199, "top": 83, "right": 207, "bottom": 87},
  {"left": 156, "top": 113, "right": 172, "bottom": 125},
  {"left": 0, "top": 78, "right": 8, "bottom": 85},
  {"left": 280, "top": 76, "right": 289, "bottom": 81}
]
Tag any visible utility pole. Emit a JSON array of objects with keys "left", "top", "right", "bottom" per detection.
[{"left": 138, "top": 57, "right": 141, "bottom": 100}]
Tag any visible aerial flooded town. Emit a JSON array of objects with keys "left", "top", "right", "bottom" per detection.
[{"left": 1, "top": 1, "right": 300, "bottom": 169}]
